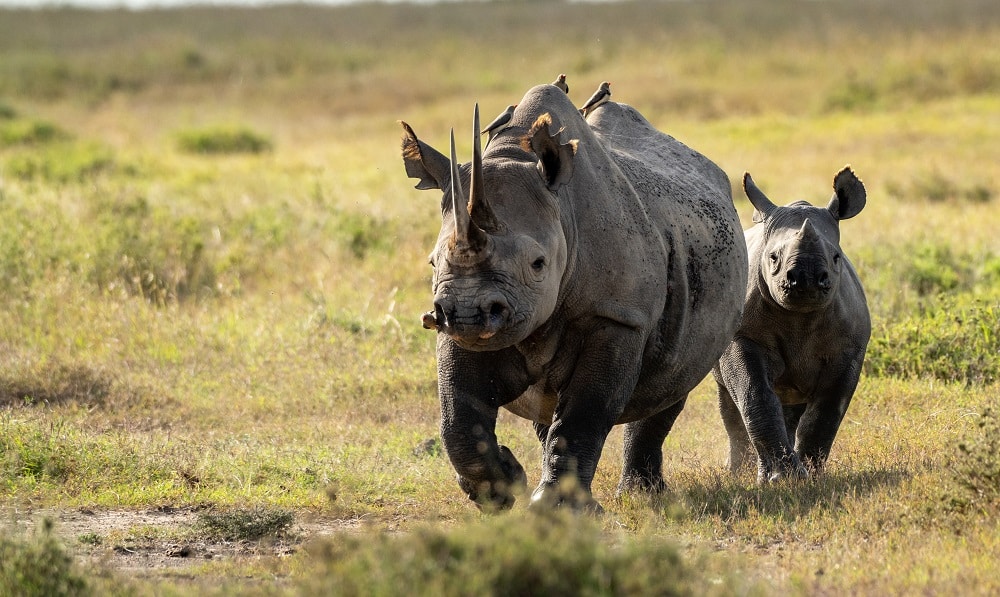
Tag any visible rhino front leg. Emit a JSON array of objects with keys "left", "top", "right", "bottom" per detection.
[
  {"left": 531, "top": 325, "right": 644, "bottom": 511},
  {"left": 618, "top": 397, "right": 687, "bottom": 494},
  {"left": 437, "top": 337, "right": 530, "bottom": 510},
  {"left": 717, "top": 338, "right": 807, "bottom": 483},
  {"left": 794, "top": 369, "right": 861, "bottom": 474}
]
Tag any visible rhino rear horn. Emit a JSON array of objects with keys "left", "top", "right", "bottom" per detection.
[
  {"left": 829, "top": 165, "right": 867, "bottom": 221},
  {"left": 469, "top": 104, "right": 501, "bottom": 233},
  {"left": 449, "top": 129, "right": 489, "bottom": 253},
  {"left": 743, "top": 172, "right": 777, "bottom": 224}
]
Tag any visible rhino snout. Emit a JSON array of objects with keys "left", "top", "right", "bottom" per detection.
[
  {"left": 784, "top": 268, "right": 831, "bottom": 295},
  {"left": 432, "top": 292, "right": 512, "bottom": 341}
]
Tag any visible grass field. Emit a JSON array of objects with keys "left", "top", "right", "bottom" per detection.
[{"left": 1, "top": 0, "right": 999, "bottom": 594}]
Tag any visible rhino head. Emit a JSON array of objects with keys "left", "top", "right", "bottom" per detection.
[
  {"left": 400, "top": 105, "right": 577, "bottom": 350},
  {"left": 744, "top": 166, "right": 866, "bottom": 312}
]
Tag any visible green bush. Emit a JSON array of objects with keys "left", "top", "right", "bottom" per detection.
[
  {"left": 0, "top": 519, "right": 90, "bottom": 597},
  {"left": 866, "top": 295, "right": 1000, "bottom": 384},
  {"left": 302, "top": 513, "right": 751, "bottom": 596},
  {"left": 176, "top": 125, "right": 272, "bottom": 155}
]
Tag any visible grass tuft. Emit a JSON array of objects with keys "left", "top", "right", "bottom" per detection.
[
  {"left": 0, "top": 359, "right": 114, "bottom": 408},
  {"left": 945, "top": 405, "right": 1000, "bottom": 516},
  {"left": 197, "top": 506, "right": 295, "bottom": 542}
]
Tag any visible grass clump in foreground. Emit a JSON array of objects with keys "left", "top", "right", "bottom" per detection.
[
  {"left": 0, "top": 519, "right": 89, "bottom": 597},
  {"left": 302, "top": 512, "right": 755, "bottom": 596}
]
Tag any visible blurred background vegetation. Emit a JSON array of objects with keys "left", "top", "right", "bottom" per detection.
[{"left": 0, "top": 0, "right": 998, "bottom": 594}]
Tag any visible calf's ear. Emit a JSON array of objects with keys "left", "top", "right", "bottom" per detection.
[
  {"left": 743, "top": 172, "right": 776, "bottom": 224},
  {"left": 828, "top": 165, "right": 866, "bottom": 220},
  {"left": 522, "top": 113, "right": 577, "bottom": 191},
  {"left": 400, "top": 121, "right": 451, "bottom": 191}
]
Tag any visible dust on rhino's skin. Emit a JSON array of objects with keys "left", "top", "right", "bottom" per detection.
[
  {"left": 400, "top": 83, "right": 747, "bottom": 510},
  {"left": 712, "top": 167, "right": 871, "bottom": 483}
]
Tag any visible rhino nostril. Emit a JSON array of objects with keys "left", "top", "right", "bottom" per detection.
[
  {"left": 818, "top": 272, "right": 831, "bottom": 290},
  {"left": 485, "top": 300, "right": 509, "bottom": 327},
  {"left": 433, "top": 300, "right": 449, "bottom": 328}
]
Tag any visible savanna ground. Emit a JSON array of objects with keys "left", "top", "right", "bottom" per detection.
[{"left": 1, "top": 0, "right": 999, "bottom": 594}]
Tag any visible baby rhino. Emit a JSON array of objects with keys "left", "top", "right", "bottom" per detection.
[{"left": 713, "top": 166, "right": 870, "bottom": 483}]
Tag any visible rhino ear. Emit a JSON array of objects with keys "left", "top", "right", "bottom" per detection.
[
  {"left": 828, "top": 165, "right": 866, "bottom": 220},
  {"left": 522, "top": 113, "right": 577, "bottom": 191},
  {"left": 743, "top": 172, "right": 776, "bottom": 224},
  {"left": 400, "top": 121, "right": 451, "bottom": 191}
]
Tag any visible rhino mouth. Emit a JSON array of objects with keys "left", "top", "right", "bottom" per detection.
[
  {"left": 774, "top": 284, "right": 832, "bottom": 310},
  {"left": 422, "top": 307, "right": 530, "bottom": 350}
]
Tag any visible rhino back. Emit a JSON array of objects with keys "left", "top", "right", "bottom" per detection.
[{"left": 587, "top": 102, "right": 748, "bottom": 416}]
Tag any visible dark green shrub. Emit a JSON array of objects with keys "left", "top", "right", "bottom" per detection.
[{"left": 176, "top": 125, "right": 272, "bottom": 155}]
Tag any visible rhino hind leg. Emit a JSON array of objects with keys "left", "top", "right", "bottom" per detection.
[{"left": 617, "top": 398, "right": 687, "bottom": 495}]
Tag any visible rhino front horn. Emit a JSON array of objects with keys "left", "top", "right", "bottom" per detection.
[{"left": 449, "top": 129, "right": 489, "bottom": 255}]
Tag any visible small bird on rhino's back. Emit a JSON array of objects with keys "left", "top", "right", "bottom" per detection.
[{"left": 580, "top": 81, "right": 611, "bottom": 116}]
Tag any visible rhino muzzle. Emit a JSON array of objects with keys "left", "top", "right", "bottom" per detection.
[{"left": 425, "top": 293, "right": 512, "bottom": 345}]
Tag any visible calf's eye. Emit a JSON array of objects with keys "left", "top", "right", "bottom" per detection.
[{"left": 531, "top": 257, "right": 546, "bottom": 271}]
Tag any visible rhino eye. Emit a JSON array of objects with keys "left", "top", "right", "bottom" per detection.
[
  {"left": 531, "top": 257, "right": 546, "bottom": 271},
  {"left": 428, "top": 256, "right": 436, "bottom": 269},
  {"left": 833, "top": 253, "right": 841, "bottom": 265}
]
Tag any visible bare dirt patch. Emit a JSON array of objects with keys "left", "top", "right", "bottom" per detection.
[{"left": 3, "top": 506, "right": 365, "bottom": 578}]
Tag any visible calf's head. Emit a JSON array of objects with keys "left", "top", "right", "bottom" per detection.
[
  {"left": 744, "top": 166, "right": 866, "bottom": 312},
  {"left": 400, "top": 106, "right": 576, "bottom": 350}
]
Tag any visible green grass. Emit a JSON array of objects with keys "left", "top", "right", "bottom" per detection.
[{"left": 0, "top": 0, "right": 998, "bottom": 594}]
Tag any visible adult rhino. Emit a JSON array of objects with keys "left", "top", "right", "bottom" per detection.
[
  {"left": 400, "top": 83, "right": 747, "bottom": 510},
  {"left": 713, "top": 167, "right": 870, "bottom": 483}
]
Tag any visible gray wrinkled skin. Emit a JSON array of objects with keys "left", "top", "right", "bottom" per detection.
[
  {"left": 712, "top": 167, "right": 871, "bottom": 483},
  {"left": 401, "top": 84, "right": 747, "bottom": 510}
]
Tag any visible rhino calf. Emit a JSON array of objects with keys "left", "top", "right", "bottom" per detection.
[{"left": 713, "top": 167, "right": 870, "bottom": 483}]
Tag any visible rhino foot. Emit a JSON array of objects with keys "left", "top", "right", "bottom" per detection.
[
  {"left": 456, "top": 445, "right": 527, "bottom": 512},
  {"left": 616, "top": 473, "right": 667, "bottom": 497},
  {"left": 759, "top": 461, "right": 810, "bottom": 484},
  {"left": 529, "top": 479, "right": 603, "bottom": 514}
]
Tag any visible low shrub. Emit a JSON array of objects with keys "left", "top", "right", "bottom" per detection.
[
  {"left": 302, "top": 513, "right": 752, "bottom": 596},
  {"left": 0, "top": 119, "right": 67, "bottom": 146},
  {"left": 0, "top": 519, "right": 90, "bottom": 597},
  {"left": 176, "top": 125, "right": 272, "bottom": 155}
]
